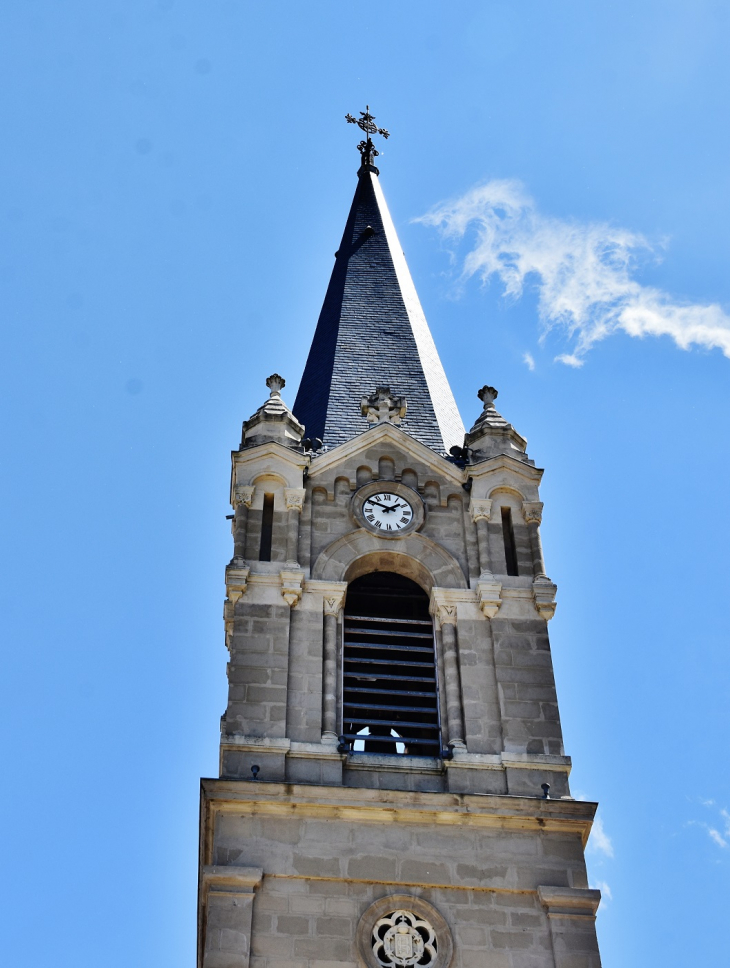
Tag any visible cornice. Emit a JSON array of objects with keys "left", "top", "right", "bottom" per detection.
[
  {"left": 468, "top": 453, "right": 544, "bottom": 483},
  {"left": 201, "top": 779, "right": 597, "bottom": 845},
  {"left": 308, "top": 423, "right": 465, "bottom": 485}
]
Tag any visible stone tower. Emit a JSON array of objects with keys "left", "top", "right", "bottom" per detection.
[{"left": 197, "top": 119, "right": 602, "bottom": 968}]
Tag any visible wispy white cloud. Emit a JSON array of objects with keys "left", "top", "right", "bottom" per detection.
[
  {"left": 688, "top": 800, "right": 730, "bottom": 850},
  {"left": 418, "top": 179, "right": 730, "bottom": 364},
  {"left": 591, "top": 879, "right": 613, "bottom": 902},
  {"left": 588, "top": 816, "right": 614, "bottom": 858},
  {"left": 523, "top": 351, "right": 535, "bottom": 371}
]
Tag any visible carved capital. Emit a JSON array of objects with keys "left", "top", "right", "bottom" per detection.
[
  {"left": 429, "top": 588, "right": 459, "bottom": 627},
  {"left": 283, "top": 487, "right": 306, "bottom": 513},
  {"left": 323, "top": 590, "right": 346, "bottom": 617},
  {"left": 533, "top": 578, "right": 558, "bottom": 621},
  {"left": 280, "top": 570, "right": 304, "bottom": 608},
  {"left": 233, "top": 485, "right": 255, "bottom": 508},
  {"left": 476, "top": 578, "right": 502, "bottom": 619},
  {"left": 522, "top": 501, "right": 544, "bottom": 525},
  {"left": 469, "top": 498, "right": 493, "bottom": 524}
]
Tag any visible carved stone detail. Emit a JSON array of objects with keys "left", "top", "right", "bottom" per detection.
[
  {"left": 323, "top": 590, "right": 346, "bottom": 617},
  {"left": 476, "top": 578, "right": 502, "bottom": 619},
  {"left": 361, "top": 386, "right": 407, "bottom": 426},
  {"left": 533, "top": 578, "right": 558, "bottom": 621},
  {"left": 469, "top": 498, "right": 493, "bottom": 524},
  {"left": 233, "top": 485, "right": 255, "bottom": 509},
  {"left": 522, "top": 501, "right": 544, "bottom": 525},
  {"left": 224, "top": 566, "right": 250, "bottom": 650},
  {"left": 283, "top": 487, "right": 306, "bottom": 512},
  {"left": 280, "top": 570, "right": 304, "bottom": 608}
]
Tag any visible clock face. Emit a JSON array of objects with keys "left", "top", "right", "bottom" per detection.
[{"left": 362, "top": 491, "right": 414, "bottom": 533}]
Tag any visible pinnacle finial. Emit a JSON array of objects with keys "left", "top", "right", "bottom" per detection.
[
  {"left": 345, "top": 105, "right": 390, "bottom": 170},
  {"left": 478, "top": 385, "right": 498, "bottom": 409},
  {"left": 266, "top": 373, "right": 285, "bottom": 397}
]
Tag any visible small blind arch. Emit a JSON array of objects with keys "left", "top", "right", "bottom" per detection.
[{"left": 341, "top": 572, "right": 441, "bottom": 757}]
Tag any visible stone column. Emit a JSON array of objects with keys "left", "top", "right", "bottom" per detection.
[
  {"left": 322, "top": 588, "right": 346, "bottom": 743},
  {"left": 469, "top": 498, "right": 493, "bottom": 576},
  {"left": 431, "top": 596, "right": 466, "bottom": 750},
  {"left": 522, "top": 501, "right": 548, "bottom": 579},
  {"left": 231, "top": 485, "right": 254, "bottom": 563},
  {"left": 283, "top": 487, "right": 306, "bottom": 565}
]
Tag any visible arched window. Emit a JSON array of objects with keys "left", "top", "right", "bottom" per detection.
[{"left": 341, "top": 572, "right": 441, "bottom": 757}]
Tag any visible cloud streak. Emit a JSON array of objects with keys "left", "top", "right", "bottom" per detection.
[
  {"left": 587, "top": 816, "right": 614, "bottom": 858},
  {"left": 419, "top": 179, "right": 730, "bottom": 364},
  {"left": 689, "top": 801, "right": 730, "bottom": 849}
]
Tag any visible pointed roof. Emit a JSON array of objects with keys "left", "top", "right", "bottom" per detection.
[{"left": 293, "top": 165, "right": 465, "bottom": 454}]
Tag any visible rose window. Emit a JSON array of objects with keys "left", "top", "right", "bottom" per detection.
[{"left": 372, "top": 910, "right": 438, "bottom": 968}]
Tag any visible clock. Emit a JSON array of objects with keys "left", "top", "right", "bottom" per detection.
[
  {"left": 351, "top": 481, "right": 425, "bottom": 538},
  {"left": 362, "top": 491, "right": 414, "bottom": 533}
]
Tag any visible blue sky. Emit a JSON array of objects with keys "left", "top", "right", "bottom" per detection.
[{"left": 2, "top": 2, "right": 729, "bottom": 965}]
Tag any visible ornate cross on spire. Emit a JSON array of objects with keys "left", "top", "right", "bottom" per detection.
[{"left": 345, "top": 105, "right": 390, "bottom": 168}]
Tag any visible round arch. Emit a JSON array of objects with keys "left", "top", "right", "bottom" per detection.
[{"left": 311, "top": 529, "right": 467, "bottom": 592}]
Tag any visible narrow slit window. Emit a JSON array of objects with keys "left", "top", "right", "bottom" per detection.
[
  {"left": 501, "top": 506, "right": 519, "bottom": 576},
  {"left": 341, "top": 572, "right": 441, "bottom": 758},
  {"left": 259, "top": 493, "right": 274, "bottom": 561}
]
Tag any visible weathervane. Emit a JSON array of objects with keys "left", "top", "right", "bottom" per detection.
[{"left": 345, "top": 105, "right": 390, "bottom": 168}]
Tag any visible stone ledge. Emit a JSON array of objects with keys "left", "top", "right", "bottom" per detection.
[
  {"left": 537, "top": 885, "right": 601, "bottom": 918},
  {"left": 501, "top": 752, "right": 572, "bottom": 773},
  {"left": 201, "top": 778, "right": 597, "bottom": 844},
  {"left": 345, "top": 752, "right": 443, "bottom": 774},
  {"left": 202, "top": 866, "right": 263, "bottom": 895}
]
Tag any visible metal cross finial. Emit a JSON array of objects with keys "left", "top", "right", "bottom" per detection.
[{"left": 345, "top": 105, "right": 390, "bottom": 168}]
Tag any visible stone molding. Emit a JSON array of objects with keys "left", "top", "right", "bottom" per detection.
[
  {"left": 469, "top": 497, "right": 493, "bottom": 523},
  {"left": 537, "top": 886, "right": 601, "bottom": 919},
  {"left": 532, "top": 578, "right": 558, "bottom": 621},
  {"left": 355, "top": 895, "right": 453, "bottom": 968},
  {"left": 201, "top": 778, "right": 598, "bottom": 841},
  {"left": 283, "top": 487, "right": 306, "bottom": 512},
  {"left": 201, "top": 865, "right": 263, "bottom": 896},
  {"left": 280, "top": 570, "right": 304, "bottom": 608},
  {"left": 231, "top": 439, "right": 308, "bottom": 497},
  {"left": 467, "top": 452, "right": 544, "bottom": 495},
  {"left": 522, "top": 500, "right": 544, "bottom": 524},
  {"left": 476, "top": 578, "right": 502, "bottom": 619},
  {"left": 312, "top": 531, "right": 467, "bottom": 592}
]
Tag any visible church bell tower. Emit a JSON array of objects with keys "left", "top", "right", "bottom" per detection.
[{"left": 197, "top": 111, "right": 602, "bottom": 968}]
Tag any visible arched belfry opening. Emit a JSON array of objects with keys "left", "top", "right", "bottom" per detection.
[{"left": 341, "top": 572, "right": 441, "bottom": 757}]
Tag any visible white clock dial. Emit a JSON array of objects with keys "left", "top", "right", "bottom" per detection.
[{"left": 362, "top": 492, "right": 414, "bottom": 533}]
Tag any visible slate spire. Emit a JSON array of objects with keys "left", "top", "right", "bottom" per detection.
[{"left": 293, "top": 146, "right": 465, "bottom": 454}]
